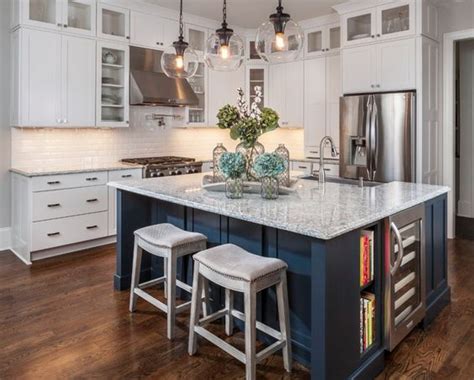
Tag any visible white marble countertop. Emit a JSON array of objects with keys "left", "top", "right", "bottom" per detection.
[
  {"left": 108, "top": 174, "right": 449, "bottom": 240},
  {"left": 10, "top": 162, "right": 144, "bottom": 177}
]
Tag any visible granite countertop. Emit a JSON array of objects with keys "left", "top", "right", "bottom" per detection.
[
  {"left": 108, "top": 174, "right": 449, "bottom": 240},
  {"left": 10, "top": 162, "right": 144, "bottom": 177}
]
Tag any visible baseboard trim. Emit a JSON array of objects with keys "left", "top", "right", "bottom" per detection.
[
  {"left": 0, "top": 227, "right": 11, "bottom": 251},
  {"left": 10, "top": 247, "right": 33, "bottom": 265}
]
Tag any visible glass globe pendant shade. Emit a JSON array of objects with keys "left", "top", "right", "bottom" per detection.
[
  {"left": 161, "top": 39, "right": 199, "bottom": 79},
  {"left": 255, "top": 2, "right": 304, "bottom": 63},
  {"left": 204, "top": 32, "right": 244, "bottom": 72}
]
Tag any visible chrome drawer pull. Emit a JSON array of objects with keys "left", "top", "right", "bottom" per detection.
[
  {"left": 86, "top": 225, "right": 98, "bottom": 230},
  {"left": 47, "top": 232, "right": 60, "bottom": 237},
  {"left": 298, "top": 166, "right": 308, "bottom": 169},
  {"left": 86, "top": 177, "right": 98, "bottom": 181},
  {"left": 47, "top": 181, "right": 61, "bottom": 185},
  {"left": 121, "top": 174, "right": 132, "bottom": 178},
  {"left": 47, "top": 203, "right": 61, "bottom": 208},
  {"left": 86, "top": 198, "right": 99, "bottom": 203}
]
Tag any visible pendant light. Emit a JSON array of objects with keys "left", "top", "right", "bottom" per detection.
[
  {"left": 161, "top": 0, "right": 199, "bottom": 79},
  {"left": 204, "top": 0, "right": 244, "bottom": 71},
  {"left": 255, "top": 0, "right": 304, "bottom": 63}
]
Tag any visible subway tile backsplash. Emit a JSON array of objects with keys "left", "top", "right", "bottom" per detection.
[{"left": 12, "top": 107, "right": 304, "bottom": 168}]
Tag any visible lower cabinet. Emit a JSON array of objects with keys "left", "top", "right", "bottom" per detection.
[{"left": 11, "top": 167, "right": 143, "bottom": 264}]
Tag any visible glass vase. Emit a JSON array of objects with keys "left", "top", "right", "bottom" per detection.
[
  {"left": 236, "top": 141, "right": 265, "bottom": 181},
  {"left": 225, "top": 177, "right": 243, "bottom": 199},
  {"left": 261, "top": 177, "right": 279, "bottom": 200},
  {"left": 274, "top": 144, "right": 290, "bottom": 187},
  {"left": 212, "top": 143, "right": 227, "bottom": 182}
]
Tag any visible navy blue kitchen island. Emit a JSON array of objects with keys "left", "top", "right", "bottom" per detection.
[{"left": 110, "top": 175, "right": 450, "bottom": 379}]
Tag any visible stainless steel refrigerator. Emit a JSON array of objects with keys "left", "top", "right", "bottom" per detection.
[{"left": 339, "top": 92, "right": 416, "bottom": 183}]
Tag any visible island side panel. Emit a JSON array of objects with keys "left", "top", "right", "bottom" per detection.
[
  {"left": 115, "top": 190, "right": 152, "bottom": 291},
  {"left": 424, "top": 194, "right": 450, "bottom": 326}
]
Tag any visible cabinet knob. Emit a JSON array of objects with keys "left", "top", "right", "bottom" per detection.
[
  {"left": 376, "top": 84, "right": 380, "bottom": 88},
  {"left": 64, "top": 24, "right": 68, "bottom": 28},
  {"left": 371, "top": 85, "right": 375, "bottom": 88},
  {"left": 371, "top": 35, "right": 375, "bottom": 38},
  {"left": 57, "top": 23, "right": 62, "bottom": 27},
  {"left": 377, "top": 34, "right": 381, "bottom": 37},
  {"left": 126, "top": 36, "right": 130, "bottom": 40}
]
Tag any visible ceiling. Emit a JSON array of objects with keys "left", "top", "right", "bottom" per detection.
[{"left": 145, "top": 0, "right": 345, "bottom": 28}]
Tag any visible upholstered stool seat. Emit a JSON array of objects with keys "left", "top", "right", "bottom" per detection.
[
  {"left": 129, "top": 223, "right": 208, "bottom": 340},
  {"left": 188, "top": 244, "right": 292, "bottom": 380}
]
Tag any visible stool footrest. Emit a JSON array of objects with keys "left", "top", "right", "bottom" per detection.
[
  {"left": 138, "top": 276, "right": 166, "bottom": 290},
  {"left": 256, "top": 340, "right": 286, "bottom": 363},
  {"left": 176, "top": 279, "right": 192, "bottom": 294},
  {"left": 198, "top": 309, "right": 228, "bottom": 326},
  {"left": 134, "top": 288, "right": 168, "bottom": 313},
  {"left": 231, "top": 309, "right": 282, "bottom": 341},
  {"left": 194, "top": 326, "right": 246, "bottom": 364}
]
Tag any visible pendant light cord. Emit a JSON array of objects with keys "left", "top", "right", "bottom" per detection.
[
  {"left": 179, "top": 0, "right": 184, "bottom": 39},
  {"left": 222, "top": 0, "right": 228, "bottom": 27},
  {"left": 277, "top": 0, "right": 283, "bottom": 13}
]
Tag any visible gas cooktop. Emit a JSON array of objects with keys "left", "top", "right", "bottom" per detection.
[{"left": 121, "top": 156, "right": 202, "bottom": 178}]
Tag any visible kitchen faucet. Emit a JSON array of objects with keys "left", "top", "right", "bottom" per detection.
[{"left": 318, "top": 136, "right": 338, "bottom": 184}]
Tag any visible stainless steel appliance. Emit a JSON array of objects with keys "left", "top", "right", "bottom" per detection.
[
  {"left": 384, "top": 204, "right": 425, "bottom": 351},
  {"left": 340, "top": 92, "right": 415, "bottom": 183},
  {"left": 121, "top": 156, "right": 202, "bottom": 178},
  {"left": 129, "top": 47, "right": 199, "bottom": 107}
]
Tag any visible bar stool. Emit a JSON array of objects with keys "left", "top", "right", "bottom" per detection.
[
  {"left": 188, "top": 244, "right": 291, "bottom": 380},
  {"left": 129, "top": 223, "right": 208, "bottom": 340}
]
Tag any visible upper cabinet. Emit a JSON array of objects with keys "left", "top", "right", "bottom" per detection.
[
  {"left": 305, "top": 23, "right": 341, "bottom": 57},
  {"left": 11, "top": 28, "right": 96, "bottom": 127},
  {"left": 12, "top": 0, "right": 96, "bottom": 36},
  {"left": 246, "top": 38, "right": 265, "bottom": 62},
  {"left": 130, "top": 11, "right": 178, "bottom": 49},
  {"left": 97, "top": 3, "right": 130, "bottom": 42},
  {"left": 247, "top": 65, "right": 268, "bottom": 111},
  {"left": 341, "top": 0, "right": 414, "bottom": 47},
  {"left": 185, "top": 25, "right": 207, "bottom": 56}
]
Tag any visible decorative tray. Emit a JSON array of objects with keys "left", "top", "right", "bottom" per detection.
[{"left": 202, "top": 175, "right": 297, "bottom": 195}]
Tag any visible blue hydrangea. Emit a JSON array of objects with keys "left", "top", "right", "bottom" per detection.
[
  {"left": 219, "top": 152, "right": 246, "bottom": 179},
  {"left": 253, "top": 153, "right": 286, "bottom": 178}
]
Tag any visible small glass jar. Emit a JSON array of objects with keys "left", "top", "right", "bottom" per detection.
[
  {"left": 225, "top": 177, "right": 243, "bottom": 199},
  {"left": 212, "top": 143, "right": 227, "bottom": 181},
  {"left": 261, "top": 177, "right": 279, "bottom": 200},
  {"left": 274, "top": 144, "right": 290, "bottom": 187}
]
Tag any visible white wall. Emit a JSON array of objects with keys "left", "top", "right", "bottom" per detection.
[{"left": 0, "top": 0, "right": 11, "bottom": 233}]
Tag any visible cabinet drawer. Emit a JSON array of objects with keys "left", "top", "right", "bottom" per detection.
[
  {"left": 32, "top": 172, "right": 108, "bottom": 192},
  {"left": 32, "top": 212, "right": 108, "bottom": 252},
  {"left": 108, "top": 168, "right": 143, "bottom": 181},
  {"left": 324, "top": 164, "right": 340, "bottom": 177},
  {"left": 304, "top": 146, "right": 320, "bottom": 159},
  {"left": 32, "top": 186, "right": 108, "bottom": 222},
  {"left": 292, "top": 161, "right": 313, "bottom": 174}
]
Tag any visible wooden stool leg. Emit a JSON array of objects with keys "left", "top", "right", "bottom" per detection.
[
  {"left": 163, "top": 257, "right": 168, "bottom": 299},
  {"left": 166, "top": 254, "right": 177, "bottom": 340},
  {"left": 225, "top": 288, "right": 234, "bottom": 336},
  {"left": 129, "top": 239, "right": 142, "bottom": 312},
  {"left": 276, "top": 271, "right": 292, "bottom": 373},
  {"left": 244, "top": 284, "right": 257, "bottom": 380},
  {"left": 201, "top": 277, "right": 209, "bottom": 318},
  {"left": 188, "top": 262, "right": 203, "bottom": 356}
]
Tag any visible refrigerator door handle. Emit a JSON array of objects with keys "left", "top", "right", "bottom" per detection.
[
  {"left": 365, "top": 96, "right": 374, "bottom": 180},
  {"left": 371, "top": 97, "right": 379, "bottom": 178}
]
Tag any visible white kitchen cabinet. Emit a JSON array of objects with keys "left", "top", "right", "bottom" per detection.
[
  {"left": 11, "top": 28, "right": 96, "bottom": 127},
  {"left": 304, "top": 54, "right": 341, "bottom": 157},
  {"left": 186, "top": 62, "right": 208, "bottom": 126},
  {"left": 246, "top": 38, "right": 264, "bottom": 62},
  {"left": 12, "top": 0, "right": 96, "bottom": 36},
  {"left": 208, "top": 65, "right": 245, "bottom": 126},
  {"left": 97, "top": 3, "right": 130, "bottom": 42},
  {"left": 246, "top": 65, "right": 268, "bottom": 111},
  {"left": 305, "top": 23, "right": 341, "bottom": 58},
  {"left": 61, "top": 35, "right": 96, "bottom": 126},
  {"left": 96, "top": 41, "right": 130, "bottom": 127},
  {"left": 343, "top": 38, "right": 415, "bottom": 94},
  {"left": 269, "top": 61, "right": 304, "bottom": 128},
  {"left": 185, "top": 25, "right": 207, "bottom": 55},
  {"left": 130, "top": 11, "right": 178, "bottom": 49},
  {"left": 341, "top": 1, "right": 415, "bottom": 47}
]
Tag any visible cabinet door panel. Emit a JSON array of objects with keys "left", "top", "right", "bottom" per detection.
[
  {"left": 23, "top": 0, "right": 62, "bottom": 30},
  {"left": 286, "top": 61, "right": 304, "bottom": 127},
  {"left": 326, "top": 54, "right": 341, "bottom": 148},
  {"left": 304, "top": 58, "right": 326, "bottom": 150},
  {"left": 342, "top": 45, "right": 376, "bottom": 94},
  {"left": 208, "top": 65, "right": 245, "bottom": 126},
  {"left": 377, "top": 39, "right": 416, "bottom": 91},
  {"left": 130, "top": 11, "right": 167, "bottom": 48},
  {"left": 22, "top": 29, "right": 61, "bottom": 126},
  {"left": 269, "top": 64, "right": 287, "bottom": 123},
  {"left": 62, "top": 36, "right": 96, "bottom": 126},
  {"left": 162, "top": 18, "right": 179, "bottom": 48}
]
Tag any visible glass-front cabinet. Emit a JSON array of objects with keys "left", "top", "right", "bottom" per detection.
[
  {"left": 97, "top": 3, "right": 130, "bottom": 42},
  {"left": 246, "top": 65, "right": 268, "bottom": 111},
  {"left": 15, "top": 0, "right": 96, "bottom": 35},
  {"left": 186, "top": 62, "right": 207, "bottom": 126},
  {"left": 342, "top": 1, "right": 414, "bottom": 47},
  {"left": 96, "top": 42, "right": 129, "bottom": 127},
  {"left": 305, "top": 23, "right": 341, "bottom": 57},
  {"left": 185, "top": 25, "right": 207, "bottom": 56}
]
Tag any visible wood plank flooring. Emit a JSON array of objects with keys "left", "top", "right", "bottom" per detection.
[{"left": 0, "top": 239, "right": 472, "bottom": 379}]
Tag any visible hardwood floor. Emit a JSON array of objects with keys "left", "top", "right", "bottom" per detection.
[{"left": 0, "top": 240, "right": 472, "bottom": 379}]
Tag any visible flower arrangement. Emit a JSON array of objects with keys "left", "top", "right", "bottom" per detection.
[
  {"left": 253, "top": 153, "right": 286, "bottom": 179},
  {"left": 217, "top": 87, "right": 279, "bottom": 149},
  {"left": 219, "top": 152, "right": 246, "bottom": 179}
]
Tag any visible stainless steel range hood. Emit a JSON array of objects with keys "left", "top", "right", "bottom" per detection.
[{"left": 130, "top": 46, "right": 199, "bottom": 107}]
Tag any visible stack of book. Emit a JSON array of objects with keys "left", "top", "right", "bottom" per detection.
[
  {"left": 360, "top": 292, "right": 376, "bottom": 353},
  {"left": 360, "top": 230, "right": 374, "bottom": 287}
]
